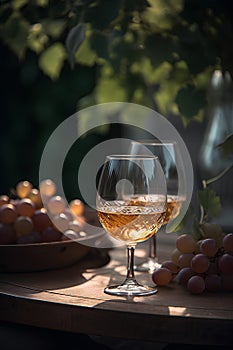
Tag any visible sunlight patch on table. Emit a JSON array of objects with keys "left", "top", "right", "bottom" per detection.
[{"left": 168, "top": 306, "right": 189, "bottom": 316}]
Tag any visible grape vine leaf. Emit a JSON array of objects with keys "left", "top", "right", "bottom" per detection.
[
  {"left": 197, "top": 187, "right": 221, "bottom": 219},
  {"left": 39, "top": 43, "right": 67, "bottom": 80}
]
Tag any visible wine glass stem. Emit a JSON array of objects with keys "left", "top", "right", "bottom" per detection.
[
  {"left": 126, "top": 245, "right": 136, "bottom": 280},
  {"left": 149, "top": 234, "right": 157, "bottom": 259}
]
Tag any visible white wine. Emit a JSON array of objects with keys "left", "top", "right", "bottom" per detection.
[
  {"left": 163, "top": 195, "right": 185, "bottom": 225},
  {"left": 97, "top": 206, "right": 166, "bottom": 244}
]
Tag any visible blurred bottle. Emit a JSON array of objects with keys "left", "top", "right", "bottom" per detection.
[{"left": 198, "top": 70, "right": 233, "bottom": 231}]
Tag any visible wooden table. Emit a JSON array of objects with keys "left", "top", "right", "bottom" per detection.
[{"left": 0, "top": 233, "right": 232, "bottom": 347}]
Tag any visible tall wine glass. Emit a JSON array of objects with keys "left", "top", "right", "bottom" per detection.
[
  {"left": 129, "top": 141, "right": 185, "bottom": 273},
  {"left": 96, "top": 155, "right": 167, "bottom": 296}
]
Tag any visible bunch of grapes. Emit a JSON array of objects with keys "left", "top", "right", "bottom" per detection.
[
  {"left": 0, "top": 179, "right": 86, "bottom": 244},
  {"left": 152, "top": 224, "right": 233, "bottom": 294}
]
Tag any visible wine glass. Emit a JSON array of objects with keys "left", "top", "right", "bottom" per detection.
[
  {"left": 96, "top": 154, "right": 167, "bottom": 296},
  {"left": 129, "top": 140, "right": 185, "bottom": 273}
]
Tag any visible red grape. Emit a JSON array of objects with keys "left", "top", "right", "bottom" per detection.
[
  {"left": 17, "top": 198, "right": 35, "bottom": 217},
  {"left": 28, "top": 188, "right": 43, "bottom": 209},
  {"left": 14, "top": 216, "right": 33, "bottom": 236},
  {"left": 0, "top": 203, "right": 18, "bottom": 224},
  {"left": 32, "top": 208, "right": 52, "bottom": 231},
  {"left": 53, "top": 213, "right": 69, "bottom": 232},
  {"left": 69, "top": 199, "right": 85, "bottom": 216},
  {"left": 223, "top": 233, "right": 233, "bottom": 254},
  {"left": 187, "top": 275, "right": 205, "bottom": 294},
  {"left": 200, "top": 238, "right": 218, "bottom": 257},
  {"left": 177, "top": 267, "right": 196, "bottom": 287},
  {"left": 16, "top": 180, "right": 32, "bottom": 198},
  {"left": 205, "top": 274, "right": 221, "bottom": 292},
  {"left": 47, "top": 196, "right": 66, "bottom": 215},
  {"left": 176, "top": 234, "right": 196, "bottom": 253},
  {"left": 152, "top": 267, "right": 172, "bottom": 286},
  {"left": 218, "top": 253, "right": 233, "bottom": 275},
  {"left": 191, "top": 253, "right": 210, "bottom": 273},
  {"left": 40, "top": 179, "right": 57, "bottom": 197}
]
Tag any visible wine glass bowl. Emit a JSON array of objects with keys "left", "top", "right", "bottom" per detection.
[{"left": 96, "top": 155, "right": 167, "bottom": 296}]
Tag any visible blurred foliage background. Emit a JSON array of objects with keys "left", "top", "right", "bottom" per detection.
[{"left": 0, "top": 0, "right": 233, "bottom": 201}]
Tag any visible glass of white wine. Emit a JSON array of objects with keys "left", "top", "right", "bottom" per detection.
[
  {"left": 129, "top": 140, "right": 186, "bottom": 273},
  {"left": 96, "top": 154, "right": 167, "bottom": 296}
]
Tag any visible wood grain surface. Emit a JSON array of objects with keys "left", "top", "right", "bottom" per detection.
[{"left": 0, "top": 232, "right": 232, "bottom": 347}]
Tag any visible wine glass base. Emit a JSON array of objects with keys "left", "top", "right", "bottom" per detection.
[
  {"left": 104, "top": 283, "right": 157, "bottom": 296},
  {"left": 134, "top": 258, "right": 162, "bottom": 273}
]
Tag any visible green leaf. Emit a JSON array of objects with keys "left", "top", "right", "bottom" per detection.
[
  {"left": 66, "top": 23, "right": 86, "bottom": 68},
  {"left": 217, "top": 134, "right": 233, "bottom": 158},
  {"left": 175, "top": 85, "right": 206, "bottom": 121},
  {"left": 197, "top": 188, "right": 221, "bottom": 219},
  {"left": 39, "top": 43, "right": 67, "bottom": 80},
  {"left": 74, "top": 29, "right": 96, "bottom": 66},
  {"left": 12, "top": 0, "right": 28, "bottom": 10},
  {"left": 0, "top": 13, "right": 29, "bottom": 59},
  {"left": 42, "top": 19, "right": 66, "bottom": 39}
]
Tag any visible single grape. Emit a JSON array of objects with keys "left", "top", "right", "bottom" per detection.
[
  {"left": 0, "top": 223, "right": 17, "bottom": 244},
  {"left": 218, "top": 253, "right": 233, "bottom": 275},
  {"left": 221, "top": 274, "right": 233, "bottom": 291},
  {"left": 17, "top": 198, "right": 35, "bottom": 218},
  {"left": 191, "top": 253, "right": 210, "bottom": 273},
  {"left": 177, "top": 267, "right": 196, "bottom": 287},
  {"left": 41, "top": 226, "right": 62, "bottom": 242},
  {"left": 16, "top": 181, "right": 32, "bottom": 198},
  {"left": 32, "top": 208, "right": 52, "bottom": 231},
  {"left": 0, "top": 195, "right": 9, "bottom": 207},
  {"left": 205, "top": 274, "right": 221, "bottom": 292},
  {"left": 178, "top": 253, "right": 194, "bottom": 268},
  {"left": 187, "top": 275, "right": 205, "bottom": 294},
  {"left": 17, "top": 231, "right": 41, "bottom": 244},
  {"left": 0, "top": 203, "right": 18, "bottom": 224},
  {"left": 223, "top": 233, "right": 233, "bottom": 254},
  {"left": 69, "top": 199, "right": 85, "bottom": 216},
  {"left": 53, "top": 213, "right": 69, "bottom": 232},
  {"left": 171, "top": 248, "right": 182, "bottom": 265},
  {"left": 14, "top": 216, "right": 33, "bottom": 236},
  {"left": 152, "top": 267, "right": 172, "bottom": 286},
  {"left": 200, "top": 238, "right": 218, "bottom": 257},
  {"left": 39, "top": 179, "right": 56, "bottom": 197},
  {"left": 47, "top": 196, "right": 66, "bottom": 216},
  {"left": 28, "top": 188, "right": 43, "bottom": 209},
  {"left": 176, "top": 234, "right": 196, "bottom": 253},
  {"left": 201, "top": 223, "right": 222, "bottom": 237}
]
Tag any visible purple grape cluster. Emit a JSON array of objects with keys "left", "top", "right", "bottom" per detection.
[{"left": 152, "top": 226, "right": 233, "bottom": 294}]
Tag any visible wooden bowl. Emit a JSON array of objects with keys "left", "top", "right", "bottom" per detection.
[{"left": 0, "top": 240, "right": 91, "bottom": 273}]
